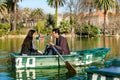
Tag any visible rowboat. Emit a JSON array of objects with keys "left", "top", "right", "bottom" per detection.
[
  {"left": 11, "top": 47, "right": 111, "bottom": 69},
  {"left": 85, "top": 58, "right": 120, "bottom": 80}
]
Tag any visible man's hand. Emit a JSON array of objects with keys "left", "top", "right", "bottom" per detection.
[{"left": 49, "top": 42, "right": 54, "bottom": 46}]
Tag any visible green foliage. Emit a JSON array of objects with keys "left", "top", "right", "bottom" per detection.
[
  {"left": 46, "top": 14, "right": 55, "bottom": 28},
  {"left": 82, "top": 24, "right": 89, "bottom": 35},
  {"left": 59, "top": 20, "right": 70, "bottom": 33},
  {"left": 75, "top": 23, "right": 98, "bottom": 37},
  {"left": 0, "top": 1, "right": 7, "bottom": 14},
  {"left": 89, "top": 25, "right": 98, "bottom": 36},
  {"left": 95, "top": 0, "right": 116, "bottom": 10},
  {"left": 35, "top": 20, "right": 45, "bottom": 33},
  {"left": 41, "top": 26, "right": 53, "bottom": 35},
  {"left": 47, "top": 0, "right": 66, "bottom": 27},
  {"left": 0, "top": 23, "right": 10, "bottom": 30},
  {"left": 31, "top": 8, "right": 44, "bottom": 21},
  {"left": 0, "top": 23, "right": 10, "bottom": 36}
]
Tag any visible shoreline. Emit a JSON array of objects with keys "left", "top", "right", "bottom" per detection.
[
  {"left": 0, "top": 34, "right": 119, "bottom": 39},
  {"left": 0, "top": 35, "right": 26, "bottom": 39}
]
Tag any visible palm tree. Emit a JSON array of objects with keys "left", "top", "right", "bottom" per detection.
[
  {"left": 23, "top": 8, "right": 32, "bottom": 27},
  {"left": 115, "top": 0, "right": 120, "bottom": 14},
  {"left": 6, "top": 0, "right": 14, "bottom": 31},
  {"left": 46, "top": 14, "right": 55, "bottom": 28},
  {"left": 13, "top": 0, "right": 22, "bottom": 32},
  {"left": 95, "top": 0, "right": 116, "bottom": 47},
  {"left": 47, "top": 0, "right": 66, "bottom": 28},
  {"left": 31, "top": 8, "right": 44, "bottom": 22},
  {"left": 94, "top": 0, "right": 116, "bottom": 36},
  {"left": 6, "top": 0, "right": 22, "bottom": 32},
  {"left": 0, "top": 1, "right": 7, "bottom": 14}
]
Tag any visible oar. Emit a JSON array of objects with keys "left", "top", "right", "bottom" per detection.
[{"left": 52, "top": 46, "right": 76, "bottom": 73}]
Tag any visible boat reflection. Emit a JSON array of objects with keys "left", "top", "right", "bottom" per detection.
[
  {"left": 15, "top": 68, "right": 67, "bottom": 80},
  {"left": 15, "top": 66, "right": 87, "bottom": 80}
]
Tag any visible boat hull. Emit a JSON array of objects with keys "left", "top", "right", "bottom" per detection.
[
  {"left": 11, "top": 54, "right": 79, "bottom": 69},
  {"left": 11, "top": 48, "right": 111, "bottom": 69}
]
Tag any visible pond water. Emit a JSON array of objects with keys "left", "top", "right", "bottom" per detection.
[{"left": 0, "top": 36, "right": 120, "bottom": 80}]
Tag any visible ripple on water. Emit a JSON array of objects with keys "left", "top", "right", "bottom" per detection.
[
  {"left": 0, "top": 76, "right": 14, "bottom": 80},
  {"left": 0, "top": 72, "right": 14, "bottom": 80},
  {"left": 0, "top": 65, "right": 7, "bottom": 69},
  {"left": 0, "top": 51, "right": 8, "bottom": 54},
  {"left": 0, "top": 56, "right": 7, "bottom": 58},
  {"left": 0, "top": 65, "right": 11, "bottom": 69},
  {"left": 0, "top": 72, "right": 10, "bottom": 76},
  {"left": 67, "top": 76, "right": 86, "bottom": 80},
  {"left": 36, "top": 78, "right": 48, "bottom": 80}
]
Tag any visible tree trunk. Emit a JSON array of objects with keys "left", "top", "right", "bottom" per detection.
[
  {"left": 13, "top": 1, "right": 17, "bottom": 32},
  {"left": 103, "top": 10, "right": 107, "bottom": 47},
  {"left": 55, "top": 0, "right": 58, "bottom": 28},
  {"left": 103, "top": 10, "right": 107, "bottom": 36},
  {"left": 88, "top": 8, "right": 92, "bottom": 25}
]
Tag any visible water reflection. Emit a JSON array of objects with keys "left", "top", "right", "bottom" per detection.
[
  {"left": 14, "top": 66, "right": 87, "bottom": 80},
  {"left": 0, "top": 36, "right": 120, "bottom": 80},
  {"left": 15, "top": 68, "right": 76, "bottom": 80}
]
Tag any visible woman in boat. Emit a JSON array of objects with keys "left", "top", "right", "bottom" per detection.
[
  {"left": 44, "top": 28, "right": 70, "bottom": 55},
  {"left": 20, "top": 29, "right": 42, "bottom": 55}
]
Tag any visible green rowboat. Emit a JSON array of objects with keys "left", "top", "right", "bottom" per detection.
[
  {"left": 85, "top": 58, "right": 120, "bottom": 80},
  {"left": 11, "top": 47, "right": 111, "bottom": 69}
]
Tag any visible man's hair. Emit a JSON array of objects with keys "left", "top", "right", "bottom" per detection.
[{"left": 52, "top": 28, "right": 60, "bottom": 35}]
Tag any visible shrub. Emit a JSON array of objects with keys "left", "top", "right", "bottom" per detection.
[
  {"left": 0, "top": 23, "right": 10, "bottom": 36},
  {"left": 75, "top": 23, "right": 99, "bottom": 37},
  {"left": 59, "top": 20, "right": 70, "bottom": 34}
]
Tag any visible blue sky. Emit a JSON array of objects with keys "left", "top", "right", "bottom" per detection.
[{"left": 18, "top": 0, "right": 66, "bottom": 14}]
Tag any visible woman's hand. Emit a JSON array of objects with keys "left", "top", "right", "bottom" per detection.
[{"left": 38, "top": 50, "right": 42, "bottom": 54}]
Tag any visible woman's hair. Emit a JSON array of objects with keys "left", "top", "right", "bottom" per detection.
[
  {"left": 23, "top": 29, "right": 36, "bottom": 45},
  {"left": 26, "top": 29, "right": 36, "bottom": 38},
  {"left": 21, "top": 29, "right": 36, "bottom": 54},
  {"left": 52, "top": 28, "right": 60, "bottom": 35}
]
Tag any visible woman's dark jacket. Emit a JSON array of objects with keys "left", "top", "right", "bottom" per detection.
[{"left": 20, "top": 38, "right": 38, "bottom": 55}]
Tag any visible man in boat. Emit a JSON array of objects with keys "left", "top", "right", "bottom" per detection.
[
  {"left": 44, "top": 28, "right": 70, "bottom": 55},
  {"left": 20, "top": 29, "right": 42, "bottom": 55}
]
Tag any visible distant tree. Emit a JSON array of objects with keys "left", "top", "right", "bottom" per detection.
[
  {"left": 5, "top": 0, "right": 22, "bottom": 32},
  {"left": 115, "top": 0, "right": 120, "bottom": 14},
  {"left": 13, "top": 0, "right": 22, "bottom": 32},
  {"left": 35, "top": 20, "right": 45, "bottom": 33},
  {"left": 0, "top": 1, "right": 7, "bottom": 14},
  {"left": 46, "top": 14, "right": 55, "bottom": 28},
  {"left": 66, "top": 0, "right": 74, "bottom": 25},
  {"left": 5, "top": 0, "right": 14, "bottom": 31},
  {"left": 31, "top": 8, "right": 44, "bottom": 22},
  {"left": 59, "top": 20, "right": 70, "bottom": 33},
  {"left": 94, "top": 0, "right": 116, "bottom": 36},
  {"left": 47, "top": 0, "right": 66, "bottom": 28},
  {"left": 23, "top": 8, "right": 32, "bottom": 27},
  {"left": 81, "top": 0, "right": 94, "bottom": 24}
]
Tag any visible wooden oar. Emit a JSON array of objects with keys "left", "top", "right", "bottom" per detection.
[{"left": 52, "top": 46, "right": 76, "bottom": 73}]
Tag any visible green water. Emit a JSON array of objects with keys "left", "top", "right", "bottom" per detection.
[{"left": 0, "top": 36, "right": 120, "bottom": 80}]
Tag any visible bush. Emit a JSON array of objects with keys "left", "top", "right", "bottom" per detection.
[
  {"left": 75, "top": 23, "right": 99, "bottom": 37},
  {"left": 0, "top": 23, "right": 10, "bottom": 36},
  {"left": 35, "top": 20, "right": 45, "bottom": 33},
  {"left": 59, "top": 20, "right": 70, "bottom": 33}
]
